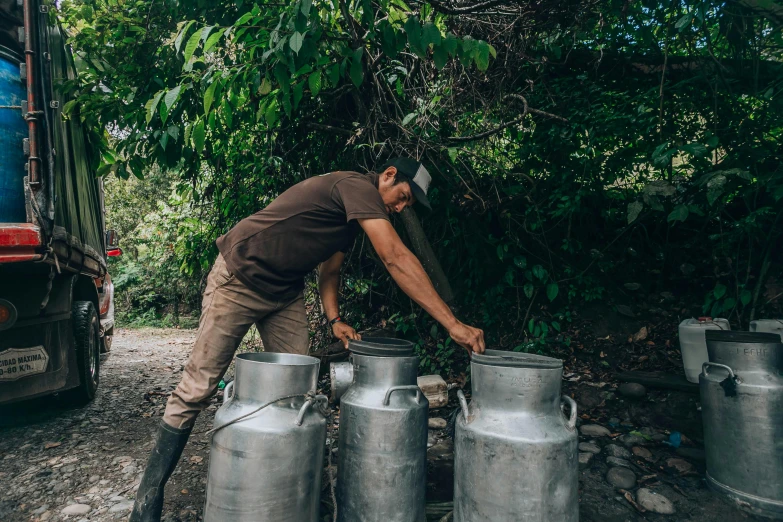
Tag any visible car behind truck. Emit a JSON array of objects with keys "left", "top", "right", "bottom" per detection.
[{"left": 0, "top": 0, "right": 118, "bottom": 405}]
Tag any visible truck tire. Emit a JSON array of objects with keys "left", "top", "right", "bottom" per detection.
[{"left": 65, "top": 301, "right": 101, "bottom": 404}]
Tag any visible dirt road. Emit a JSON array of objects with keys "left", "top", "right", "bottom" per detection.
[
  {"left": 0, "top": 328, "right": 211, "bottom": 522},
  {"left": 0, "top": 327, "right": 764, "bottom": 522}
]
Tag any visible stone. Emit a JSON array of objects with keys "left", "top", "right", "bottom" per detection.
[
  {"left": 428, "top": 417, "right": 447, "bottom": 429},
  {"left": 108, "top": 495, "right": 127, "bottom": 502},
  {"left": 579, "top": 424, "right": 611, "bottom": 437},
  {"left": 61, "top": 504, "right": 91, "bottom": 516},
  {"left": 675, "top": 447, "right": 706, "bottom": 461},
  {"left": 618, "top": 383, "right": 647, "bottom": 399},
  {"left": 604, "top": 444, "right": 631, "bottom": 459},
  {"left": 89, "top": 475, "right": 100, "bottom": 483},
  {"left": 40, "top": 511, "right": 52, "bottom": 521},
  {"left": 578, "top": 452, "right": 594, "bottom": 466},
  {"left": 33, "top": 504, "right": 49, "bottom": 515},
  {"left": 636, "top": 488, "right": 675, "bottom": 514},
  {"left": 639, "top": 427, "right": 666, "bottom": 442},
  {"left": 578, "top": 442, "right": 601, "bottom": 454},
  {"left": 619, "top": 434, "right": 647, "bottom": 446},
  {"left": 632, "top": 447, "right": 653, "bottom": 460},
  {"left": 606, "top": 467, "right": 637, "bottom": 489},
  {"left": 665, "top": 457, "right": 694, "bottom": 474},
  {"left": 109, "top": 501, "right": 134, "bottom": 513},
  {"left": 606, "top": 456, "right": 633, "bottom": 469},
  {"left": 576, "top": 386, "right": 603, "bottom": 410}
]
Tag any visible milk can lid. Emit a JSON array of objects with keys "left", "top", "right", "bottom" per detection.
[
  {"left": 705, "top": 330, "right": 780, "bottom": 344},
  {"left": 348, "top": 337, "right": 415, "bottom": 357},
  {"left": 472, "top": 349, "right": 563, "bottom": 369}
]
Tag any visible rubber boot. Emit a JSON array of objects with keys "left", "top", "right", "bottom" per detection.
[{"left": 130, "top": 421, "right": 192, "bottom": 522}]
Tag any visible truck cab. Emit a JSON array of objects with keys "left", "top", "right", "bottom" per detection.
[{"left": 0, "top": 0, "right": 118, "bottom": 404}]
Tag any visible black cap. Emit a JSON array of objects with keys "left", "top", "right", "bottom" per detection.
[{"left": 380, "top": 158, "right": 432, "bottom": 210}]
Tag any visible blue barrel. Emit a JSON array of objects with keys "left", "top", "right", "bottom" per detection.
[{"left": 0, "top": 47, "right": 27, "bottom": 223}]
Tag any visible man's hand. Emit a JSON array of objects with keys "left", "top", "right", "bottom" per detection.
[
  {"left": 333, "top": 322, "right": 361, "bottom": 349},
  {"left": 447, "top": 322, "right": 486, "bottom": 356}
]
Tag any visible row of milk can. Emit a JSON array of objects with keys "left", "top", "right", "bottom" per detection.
[{"left": 203, "top": 338, "right": 580, "bottom": 521}]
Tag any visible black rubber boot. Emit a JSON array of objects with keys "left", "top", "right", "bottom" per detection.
[{"left": 130, "top": 421, "right": 192, "bottom": 522}]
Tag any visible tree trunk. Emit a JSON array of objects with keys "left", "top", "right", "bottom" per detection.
[{"left": 399, "top": 207, "right": 455, "bottom": 306}]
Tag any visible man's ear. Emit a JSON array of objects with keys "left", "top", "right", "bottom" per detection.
[{"left": 382, "top": 166, "right": 398, "bottom": 181}]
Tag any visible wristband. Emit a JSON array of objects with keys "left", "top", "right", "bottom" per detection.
[{"left": 329, "top": 316, "right": 344, "bottom": 327}]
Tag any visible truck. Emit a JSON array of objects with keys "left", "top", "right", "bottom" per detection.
[{"left": 0, "top": 0, "right": 118, "bottom": 405}]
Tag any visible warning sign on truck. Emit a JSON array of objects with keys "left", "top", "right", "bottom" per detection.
[{"left": 0, "top": 347, "right": 49, "bottom": 381}]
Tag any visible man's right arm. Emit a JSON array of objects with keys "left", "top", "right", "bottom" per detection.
[{"left": 358, "top": 218, "right": 485, "bottom": 355}]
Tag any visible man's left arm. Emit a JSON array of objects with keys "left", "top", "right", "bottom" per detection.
[{"left": 319, "top": 251, "right": 361, "bottom": 348}]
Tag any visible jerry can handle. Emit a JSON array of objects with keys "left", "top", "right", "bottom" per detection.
[
  {"left": 223, "top": 381, "right": 235, "bottom": 404},
  {"left": 560, "top": 395, "right": 577, "bottom": 431},
  {"left": 702, "top": 362, "right": 740, "bottom": 382},
  {"left": 383, "top": 385, "right": 423, "bottom": 406},
  {"left": 295, "top": 394, "right": 329, "bottom": 426},
  {"left": 457, "top": 389, "right": 471, "bottom": 423}
]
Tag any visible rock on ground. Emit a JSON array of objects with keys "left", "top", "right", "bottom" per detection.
[
  {"left": 579, "top": 424, "right": 611, "bottom": 437},
  {"left": 61, "top": 504, "right": 91, "bottom": 515},
  {"left": 578, "top": 452, "right": 594, "bottom": 466},
  {"left": 637, "top": 488, "right": 676, "bottom": 514},
  {"left": 604, "top": 444, "right": 631, "bottom": 459},
  {"left": 618, "top": 382, "right": 647, "bottom": 399},
  {"left": 428, "top": 417, "right": 447, "bottom": 429},
  {"left": 578, "top": 442, "right": 601, "bottom": 454},
  {"left": 606, "top": 467, "right": 636, "bottom": 489}
]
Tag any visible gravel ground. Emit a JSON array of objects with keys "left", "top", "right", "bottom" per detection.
[{"left": 0, "top": 327, "right": 770, "bottom": 522}]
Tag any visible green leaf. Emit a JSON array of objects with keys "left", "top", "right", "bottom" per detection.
[
  {"left": 528, "top": 319, "right": 535, "bottom": 333},
  {"left": 627, "top": 201, "right": 643, "bottom": 224},
  {"left": 204, "top": 79, "right": 220, "bottom": 115},
  {"left": 433, "top": 45, "right": 448, "bottom": 70},
  {"left": 381, "top": 22, "right": 397, "bottom": 57},
  {"left": 714, "top": 283, "right": 727, "bottom": 300},
  {"left": 675, "top": 14, "right": 691, "bottom": 31},
  {"left": 710, "top": 301, "right": 723, "bottom": 318},
  {"left": 290, "top": 32, "right": 304, "bottom": 54},
  {"left": 192, "top": 120, "right": 205, "bottom": 153},
  {"left": 513, "top": 256, "right": 526, "bottom": 269},
  {"left": 523, "top": 283, "right": 534, "bottom": 299},
  {"left": 442, "top": 33, "right": 458, "bottom": 54},
  {"left": 401, "top": 113, "right": 416, "bottom": 126},
  {"left": 308, "top": 72, "right": 321, "bottom": 97},
  {"left": 681, "top": 142, "right": 708, "bottom": 158},
  {"left": 707, "top": 174, "right": 727, "bottom": 205},
  {"left": 551, "top": 321, "right": 561, "bottom": 332},
  {"left": 505, "top": 270, "right": 514, "bottom": 286},
  {"left": 723, "top": 297, "right": 736, "bottom": 310},
  {"left": 532, "top": 265, "right": 547, "bottom": 281},
  {"left": 204, "top": 28, "right": 225, "bottom": 53},
  {"left": 421, "top": 23, "right": 442, "bottom": 47},
  {"left": 546, "top": 283, "right": 559, "bottom": 302},
  {"left": 163, "top": 85, "right": 182, "bottom": 112},
  {"left": 183, "top": 29, "right": 202, "bottom": 62},
  {"left": 327, "top": 63, "right": 340, "bottom": 87},
  {"left": 145, "top": 90, "right": 164, "bottom": 124},
  {"left": 488, "top": 44, "right": 497, "bottom": 58},
  {"left": 447, "top": 147, "right": 458, "bottom": 162},
  {"left": 667, "top": 204, "right": 689, "bottom": 223},
  {"left": 475, "top": 41, "right": 490, "bottom": 71},
  {"left": 350, "top": 48, "right": 364, "bottom": 87},
  {"left": 430, "top": 324, "right": 438, "bottom": 339},
  {"left": 174, "top": 21, "right": 195, "bottom": 53},
  {"left": 265, "top": 99, "right": 279, "bottom": 126},
  {"left": 293, "top": 82, "right": 304, "bottom": 110},
  {"left": 300, "top": 0, "right": 312, "bottom": 17},
  {"left": 740, "top": 289, "right": 752, "bottom": 306},
  {"left": 404, "top": 16, "right": 425, "bottom": 58},
  {"left": 258, "top": 77, "right": 272, "bottom": 96}
]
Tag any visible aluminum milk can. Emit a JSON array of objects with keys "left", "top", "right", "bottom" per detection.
[
  {"left": 204, "top": 353, "right": 328, "bottom": 522},
  {"left": 336, "top": 338, "right": 428, "bottom": 522},
  {"left": 751, "top": 319, "right": 783, "bottom": 341},
  {"left": 700, "top": 330, "right": 783, "bottom": 519},
  {"left": 679, "top": 317, "right": 731, "bottom": 383},
  {"left": 454, "top": 350, "right": 578, "bottom": 522}
]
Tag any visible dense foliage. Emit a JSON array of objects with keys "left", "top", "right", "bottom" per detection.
[{"left": 60, "top": 0, "right": 782, "bottom": 375}]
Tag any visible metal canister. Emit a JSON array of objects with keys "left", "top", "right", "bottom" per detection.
[
  {"left": 750, "top": 319, "right": 783, "bottom": 341},
  {"left": 700, "top": 331, "right": 783, "bottom": 519},
  {"left": 454, "top": 350, "right": 578, "bottom": 522},
  {"left": 204, "top": 352, "right": 328, "bottom": 522},
  {"left": 336, "top": 338, "right": 428, "bottom": 522}
]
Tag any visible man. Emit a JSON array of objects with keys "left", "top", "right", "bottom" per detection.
[{"left": 130, "top": 158, "right": 485, "bottom": 521}]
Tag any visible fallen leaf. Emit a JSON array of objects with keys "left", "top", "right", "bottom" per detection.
[
  {"left": 632, "top": 326, "right": 648, "bottom": 342},
  {"left": 190, "top": 456, "right": 203, "bottom": 463},
  {"left": 181, "top": 489, "right": 189, "bottom": 495},
  {"left": 638, "top": 356, "right": 649, "bottom": 362},
  {"left": 620, "top": 489, "right": 646, "bottom": 513},
  {"left": 44, "top": 442, "right": 61, "bottom": 450}
]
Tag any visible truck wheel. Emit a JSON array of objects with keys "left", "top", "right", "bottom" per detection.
[
  {"left": 65, "top": 301, "right": 101, "bottom": 404},
  {"left": 101, "top": 327, "right": 114, "bottom": 353}
]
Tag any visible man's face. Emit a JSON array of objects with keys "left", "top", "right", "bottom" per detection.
[{"left": 378, "top": 167, "right": 416, "bottom": 214}]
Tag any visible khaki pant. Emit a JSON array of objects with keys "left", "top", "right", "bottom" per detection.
[{"left": 163, "top": 254, "right": 309, "bottom": 428}]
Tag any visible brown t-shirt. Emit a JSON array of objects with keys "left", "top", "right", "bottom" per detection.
[{"left": 216, "top": 171, "right": 389, "bottom": 301}]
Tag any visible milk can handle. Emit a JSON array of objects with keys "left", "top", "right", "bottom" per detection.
[
  {"left": 702, "top": 362, "right": 740, "bottom": 382},
  {"left": 223, "top": 381, "right": 235, "bottom": 404},
  {"left": 560, "top": 395, "right": 578, "bottom": 431},
  {"left": 295, "top": 395, "right": 329, "bottom": 426},
  {"left": 383, "top": 385, "right": 423, "bottom": 406},
  {"left": 457, "top": 390, "right": 470, "bottom": 423}
]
